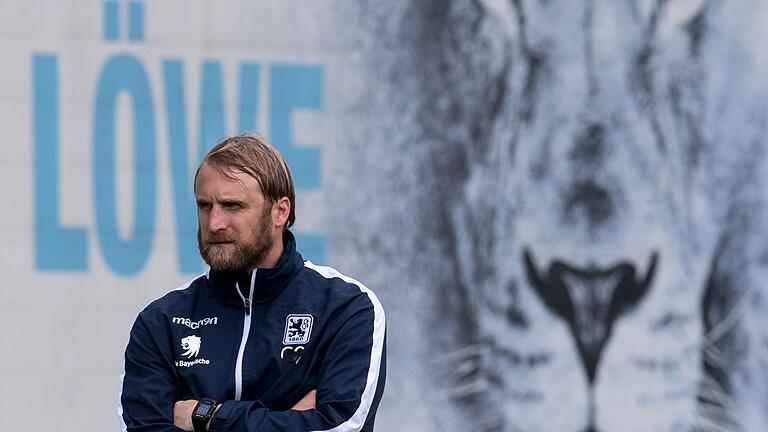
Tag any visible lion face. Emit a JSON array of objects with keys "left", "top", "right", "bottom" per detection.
[
  {"left": 365, "top": 0, "right": 761, "bottom": 430},
  {"left": 180, "top": 335, "right": 201, "bottom": 359},
  {"left": 439, "top": 1, "right": 725, "bottom": 429},
  {"left": 341, "top": 0, "right": 767, "bottom": 429}
]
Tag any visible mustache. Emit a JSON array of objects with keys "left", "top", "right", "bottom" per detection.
[{"left": 200, "top": 231, "right": 235, "bottom": 243}]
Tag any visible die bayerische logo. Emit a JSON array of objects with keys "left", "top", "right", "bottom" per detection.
[
  {"left": 283, "top": 314, "right": 313, "bottom": 345},
  {"left": 175, "top": 335, "right": 210, "bottom": 367}
]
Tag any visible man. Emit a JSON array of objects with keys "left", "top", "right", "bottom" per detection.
[{"left": 119, "top": 134, "right": 386, "bottom": 432}]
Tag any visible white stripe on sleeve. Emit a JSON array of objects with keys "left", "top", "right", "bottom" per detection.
[{"left": 304, "top": 262, "right": 386, "bottom": 432}]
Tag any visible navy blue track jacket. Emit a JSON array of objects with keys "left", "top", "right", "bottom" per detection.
[{"left": 119, "top": 231, "right": 386, "bottom": 431}]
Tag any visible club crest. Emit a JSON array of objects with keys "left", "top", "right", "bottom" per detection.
[{"left": 283, "top": 314, "right": 313, "bottom": 345}]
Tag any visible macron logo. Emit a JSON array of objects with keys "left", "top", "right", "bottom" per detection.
[{"left": 171, "top": 316, "right": 218, "bottom": 330}]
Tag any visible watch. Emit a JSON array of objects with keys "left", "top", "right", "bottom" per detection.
[{"left": 191, "top": 398, "right": 219, "bottom": 432}]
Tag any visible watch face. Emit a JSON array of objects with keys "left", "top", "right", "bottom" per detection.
[{"left": 194, "top": 402, "right": 214, "bottom": 417}]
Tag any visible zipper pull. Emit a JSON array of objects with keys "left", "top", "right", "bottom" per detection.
[{"left": 244, "top": 299, "right": 251, "bottom": 315}]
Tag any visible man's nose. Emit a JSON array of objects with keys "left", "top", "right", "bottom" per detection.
[{"left": 207, "top": 206, "right": 229, "bottom": 231}]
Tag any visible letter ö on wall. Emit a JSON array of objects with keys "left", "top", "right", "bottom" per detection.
[{"left": 93, "top": 54, "right": 157, "bottom": 276}]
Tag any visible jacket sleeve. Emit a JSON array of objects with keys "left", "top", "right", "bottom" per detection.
[
  {"left": 209, "top": 293, "right": 387, "bottom": 432},
  {"left": 119, "top": 314, "right": 185, "bottom": 432}
]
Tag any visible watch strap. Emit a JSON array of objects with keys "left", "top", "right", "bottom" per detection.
[{"left": 191, "top": 398, "right": 218, "bottom": 432}]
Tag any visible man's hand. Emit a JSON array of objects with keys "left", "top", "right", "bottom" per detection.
[
  {"left": 173, "top": 400, "right": 197, "bottom": 431},
  {"left": 291, "top": 390, "right": 317, "bottom": 411}
]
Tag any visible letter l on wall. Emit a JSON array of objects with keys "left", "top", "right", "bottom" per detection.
[{"left": 33, "top": 54, "right": 89, "bottom": 271}]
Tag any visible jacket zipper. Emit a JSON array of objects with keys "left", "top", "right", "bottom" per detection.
[{"left": 233, "top": 270, "right": 256, "bottom": 401}]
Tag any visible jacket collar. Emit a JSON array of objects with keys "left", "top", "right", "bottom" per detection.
[{"left": 206, "top": 230, "right": 304, "bottom": 305}]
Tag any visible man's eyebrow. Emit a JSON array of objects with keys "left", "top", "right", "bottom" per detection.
[{"left": 195, "top": 197, "right": 248, "bottom": 206}]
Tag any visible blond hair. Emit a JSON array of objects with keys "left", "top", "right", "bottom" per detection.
[{"left": 196, "top": 134, "right": 296, "bottom": 228}]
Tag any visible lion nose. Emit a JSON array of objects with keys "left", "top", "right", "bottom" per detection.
[
  {"left": 562, "top": 180, "right": 615, "bottom": 229},
  {"left": 560, "top": 122, "right": 623, "bottom": 231},
  {"left": 569, "top": 123, "right": 606, "bottom": 167}
]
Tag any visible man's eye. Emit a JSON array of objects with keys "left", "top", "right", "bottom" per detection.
[
  {"left": 224, "top": 203, "right": 242, "bottom": 209},
  {"left": 197, "top": 203, "right": 212, "bottom": 211}
]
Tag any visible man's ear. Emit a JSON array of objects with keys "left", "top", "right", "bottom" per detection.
[{"left": 272, "top": 197, "right": 291, "bottom": 228}]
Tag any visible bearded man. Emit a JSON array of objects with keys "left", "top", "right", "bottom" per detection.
[{"left": 119, "top": 134, "right": 386, "bottom": 432}]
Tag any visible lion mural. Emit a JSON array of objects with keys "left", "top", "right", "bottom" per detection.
[{"left": 334, "top": 0, "right": 768, "bottom": 430}]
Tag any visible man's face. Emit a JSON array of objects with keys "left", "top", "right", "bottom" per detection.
[{"left": 194, "top": 163, "right": 275, "bottom": 272}]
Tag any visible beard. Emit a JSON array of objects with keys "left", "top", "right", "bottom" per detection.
[{"left": 197, "top": 208, "right": 275, "bottom": 272}]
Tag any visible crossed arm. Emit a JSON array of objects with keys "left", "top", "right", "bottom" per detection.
[{"left": 172, "top": 391, "right": 316, "bottom": 431}]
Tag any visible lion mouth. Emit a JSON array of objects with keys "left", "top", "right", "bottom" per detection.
[{"left": 522, "top": 248, "right": 659, "bottom": 386}]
